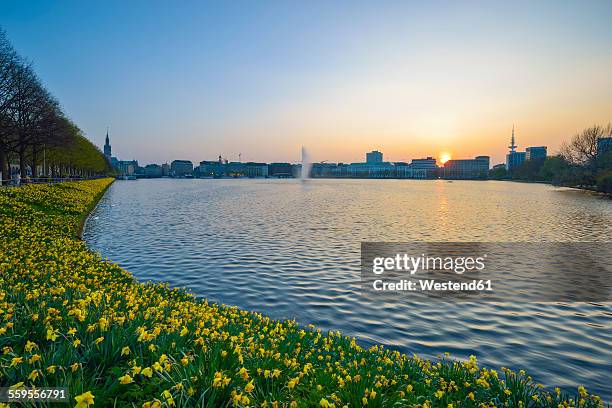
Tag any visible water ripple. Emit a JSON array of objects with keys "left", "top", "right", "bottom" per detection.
[{"left": 83, "top": 179, "right": 612, "bottom": 400}]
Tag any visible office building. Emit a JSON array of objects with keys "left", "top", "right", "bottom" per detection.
[
  {"left": 443, "top": 156, "right": 490, "bottom": 179},
  {"left": 310, "top": 163, "right": 339, "bottom": 178},
  {"left": 198, "top": 160, "right": 221, "bottom": 177},
  {"left": 506, "top": 151, "right": 526, "bottom": 171},
  {"left": 307, "top": 161, "right": 428, "bottom": 179},
  {"left": 410, "top": 157, "right": 438, "bottom": 178},
  {"left": 285, "top": 164, "right": 299, "bottom": 178},
  {"left": 116, "top": 160, "right": 138, "bottom": 176},
  {"left": 597, "top": 137, "right": 612, "bottom": 157},
  {"left": 224, "top": 162, "right": 245, "bottom": 176},
  {"left": 347, "top": 162, "right": 395, "bottom": 178},
  {"left": 170, "top": 160, "right": 193, "bottom": 177},
  {"left": 526, "top": 146, "right": 547, "bottom": 161},
  {"left": 243, "top": 162, "right": 269, "bottom": 178},
  {"left": 410, "top": 157, "right": 437, "bottom": 170},
  {"left": 366, "top": 150, "right": 383, "bottom": 163},
  {"left": 269, "top": 163, "right": 293, "bottom": 177},
  {"left": 144, "top": 164, "right": 162, "bottom": 178},
  {"left": 395, "top": 163, "right": 428, "bottom": 179}
]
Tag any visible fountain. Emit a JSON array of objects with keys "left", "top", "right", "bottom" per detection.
[{"left": 301, "top": 146, "right": 311, "bottom": 180}]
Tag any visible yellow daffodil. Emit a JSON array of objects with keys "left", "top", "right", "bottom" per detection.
[
  {"left": 74, "top": 391, "right": 94, "bottom": 407},
  {"left": 119, "top": 374, "right": 133, "bottom": 384},
  {"left": 245, "top": 380, "right": 255, "bottom": 393}
]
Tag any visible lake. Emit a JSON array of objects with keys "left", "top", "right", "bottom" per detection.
[{"left": 83, "top": 178, "right": 612, "bottom": 400}]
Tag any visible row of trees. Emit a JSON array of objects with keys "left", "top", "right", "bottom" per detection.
[
  {"left": 0, "top": 27, "right": 111, "bottom": 182},
  {"left": 490, "top": 124, "right": 612, "bottom": 193}
]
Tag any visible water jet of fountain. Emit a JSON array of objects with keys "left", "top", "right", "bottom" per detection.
[{"left": 301, "top": 146, "right": 311, "bottom": 181}]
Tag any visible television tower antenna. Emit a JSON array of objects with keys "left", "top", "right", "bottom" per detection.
[{"left": 508, "top": 124, "right": 517, "bottom": 152}]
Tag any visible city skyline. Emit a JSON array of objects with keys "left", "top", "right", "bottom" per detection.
[
  {"left": 1, "top": 1, "right": 611, "bottom": 165},
  {"left": 103, "top": 125, "right": 544, "bottom": 168},
  {"left": 106, "top": 123, "right": 547, "bottom": 182}
]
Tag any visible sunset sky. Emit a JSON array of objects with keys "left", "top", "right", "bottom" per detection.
[{"left": 1, "top": 0, "right": 610, "bottom": 165}]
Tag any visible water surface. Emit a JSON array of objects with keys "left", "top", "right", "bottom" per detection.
[{"left": 83, "top": 179, "right": 612, "bottom": 399}]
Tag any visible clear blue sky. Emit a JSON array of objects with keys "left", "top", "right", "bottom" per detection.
[{"left": 1, "top": 0, "right": 611, "bottom": 165}]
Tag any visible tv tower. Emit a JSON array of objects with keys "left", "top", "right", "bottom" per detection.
[{"left": 508, "top": 124, "right": 517, "bottom": 152}]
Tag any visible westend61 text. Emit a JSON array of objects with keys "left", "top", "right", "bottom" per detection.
[{"left": 372, "top": 279, "right": 493, "bottom": 292}]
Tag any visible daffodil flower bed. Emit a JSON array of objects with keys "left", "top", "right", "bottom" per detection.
[{"left": 0, "top": 179, "right": 605, "bottom": 407}]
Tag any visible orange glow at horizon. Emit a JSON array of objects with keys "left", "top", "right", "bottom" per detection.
[{"left": 439, "top": 152, "right": 451, "bottom": 164}]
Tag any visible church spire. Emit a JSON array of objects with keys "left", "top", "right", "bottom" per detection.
[{"left": 104, "top": 127, "right": 112, "bottom": 159}]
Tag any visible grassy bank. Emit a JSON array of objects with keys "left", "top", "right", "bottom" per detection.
[{"left": 0, "top": 180, "right": 605, "bottom": 407}]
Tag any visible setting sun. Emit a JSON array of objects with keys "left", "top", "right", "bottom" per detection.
[{"left": 439, "top": 152, "right": 451, "bottom": 164}]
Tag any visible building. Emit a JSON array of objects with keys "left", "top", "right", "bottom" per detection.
[
  {"left": 307, "top": 161, "right": 429, "bottom": 179},
  {"left": 291, "top": 164, "right": 303, "bottom": 178},
  {"left": 269, "top": 163, "right": 293, "bottom": 177},
  {"left": 198, "top": 160, "right": 221, "bottom": 177},
  {"left": 347, "top": 162, "right": 395, "bottom": 178},
  {"left": 410, "top": 157, "right": 438, "bottom": 178},
  {"left": 311, "top": 163, "right": 339, "bottom": 178},
  {"left": 224, "top": 162, "right": 245, "bottom": 176},
  {"left": 116, "top": 160, "right": 137, "bottom": 176},
  {"left": 443, "top": 156, "right": 490, "bottom": 179},
  {"left": 243, "top": 162, "right": 268, "bottom": 178},
  {"left": 410, "top": 157, "right": 437, "bottom": 170},
  {"left": 103, "top": 130, "right": 111, "bottom": 162},
  {"left": 144, "top": 164, "right": 162, "bottom": 178},
  {"left": 395, "top": 163, "right": 428, "bottom": 179},
  {"left": 597, "top": 137, "right": 612, "bottom": 157},
  {"left": 506, "top": 151, "right": 526, "bottom": 170},
  {"left": 161, "top": 163, "right": 170, "bottom": 177},
  {"left": 170, "top": 160, "right": 193, "bottom": 177},
  {"left": 526, "top": 146, "right": 547, "bottom": 161},
  {"left": 194, "top": 159, "right": 268, "bottom": 178},
  {"left": 366, "top": 150, "right": 383, "bottom": 163},
  {"left": 220, "top": 162, "right": 247, "bottom": 177}
]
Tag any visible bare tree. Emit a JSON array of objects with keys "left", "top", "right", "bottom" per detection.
[
  {"left": 5, "top": 63, "right": 47, "bottom": 178},
  {"left": 31, "top": 96, "right": 71, "bottom": 177},
  {"left": 0, "top": 28, "right": 19, "bottom": 179},
  {"left": 0, "top": 26, "right": 113, "bottom": 180},
  {"left": 561, "top": 124, "right": 612, "bottom": 165}
]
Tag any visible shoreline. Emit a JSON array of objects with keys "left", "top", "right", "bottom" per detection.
[
  {"left": 490, "top": 178, "right": 612, "bottom": 197},
  {"left": 77, "top": 178, "right": 114, "bottom": 239}
]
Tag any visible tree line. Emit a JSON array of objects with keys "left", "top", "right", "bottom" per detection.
[
  {"left": 0, "top": 27, "right": 111, "bottom": 182},
  {"left": 489, "top": 124, "right": 612, "bottom": 193}
]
